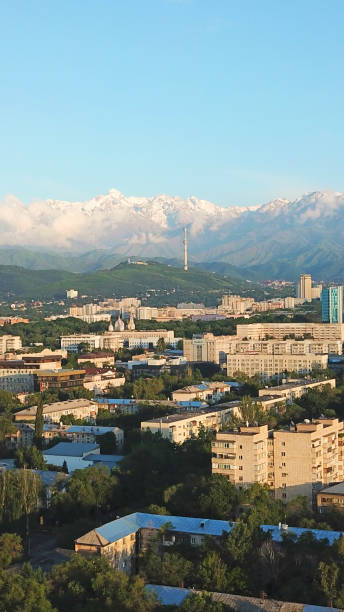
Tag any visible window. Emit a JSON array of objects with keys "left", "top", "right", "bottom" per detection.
[
  {"left": 281, "top": 452, "right": 286, "bottom": 456},
  {"left": 239, "top": 455, "right": 243, "bottom": 460},
  {"left": 239, "top": 445, "right": 242, "bottom": 449},
  {"left": 239, "top": 466, "right": 243, "bottom": 471},
  {"left": 281, "top": 442, "right": 286, "bottom": 446},
  {"left": 282, "top": 462, "right": 286, "bottom": 467},
  {"left": 282, "top": 492, "right": 287, "bottom": 499}
]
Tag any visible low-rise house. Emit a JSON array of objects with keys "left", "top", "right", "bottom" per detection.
[
  {"left": 14, "top": 398, "right": 98, "bottom": 423},
  {"left": 75, "top": 512, "right": 344, "bottom": 575},
  {"left": 83, "top": 368, "right": 125, "bottom": 393},
  {"left": 258, "top": 378, "right": 336, "bottom": 402},
  {"left": 77, "top": 353, "right": 115, "bottom": 367},
  {"left": 317, "top": 482, "right": 344, "bottom": 513},
  {"left": 43, "top": 442, "right": 100, "bottom": 472},
  {"left": 141, "top": 406, "right": 234, "bottom": 444},
  {"left": 172, "top": 381, "right": 232, "bottom": 403},
  {"left": 65, "top": 425, "right": 124, "bottom": 449}
]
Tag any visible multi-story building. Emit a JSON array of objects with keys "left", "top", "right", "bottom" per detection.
[
  {"left": 14, "top": 398, "right": 98, "bottom": 423},
  {"left": 297, "top": 274, "right": 312, "bottom": 302},
  {"left": 212, "top": 425, "right": 269, "bottom": 487},
  {"left": 321, "top": 286, "right": 343, "bottom": 323},
  {"left": 212, "top": 418, "right": 344, "bottom": 505},
  {"left": 226, "top": 352, "right": 328, "bottom": 378},
  {"left": 312, "top": 284, "right": 322, "bottom": 300},
  {"left": 226, "top": 339, "right": 342, "bottom": 355},
  {"left": 0, "top": 335, "right": 22, "bottom": 353},
  {"left": 66, "top": 289, "right": 78, "bottom": 299},
  {"left": 141, "top": 406, "right": 234, "bottom": 444},
  {"left": 77, "top": 353, "right": 115, "bottom": 367},
  {"left": 257, "top": 378, "right": 336, "bottom": 402},
  {"left": 218, "top": 295, "right": 254, "bottom": 314},
  {"left": 61, "top": 329, "right": 175, "bottom": 352},
  {"left": 236, "top": 322, "right": 344, "bottom": 341},
  {"left": 61, "top": 334, "right": 103, "bottom": 352},
  {"left": 183, "top": 333, "right": 235, "bottom": 365},
  {"left": 34, "top": 369, "right": 86, "bottom": 392}
]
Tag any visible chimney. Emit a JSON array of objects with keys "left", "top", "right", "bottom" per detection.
[{"left": 184, "top": 227, "right": 188, "bottom": 272}]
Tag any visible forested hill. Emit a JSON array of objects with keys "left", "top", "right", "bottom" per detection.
[{"left": 0, "top": 261, "right": 258, "bottom": 304}]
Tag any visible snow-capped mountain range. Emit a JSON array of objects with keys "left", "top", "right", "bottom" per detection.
[{"left": 1, "top": 188, "right": 344, "bottom": 279}]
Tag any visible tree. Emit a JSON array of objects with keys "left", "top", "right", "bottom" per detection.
[
  {"left": 0, "top": 563, "right": 54, "bottom": 612},
  {"left": 34, "top": 397, "right": 44, "bottom": 449},
  {"left": 0, "top": 533, "right": 23, "bottom": 568},
  {"left": 239, "top": 396, "right": 263, "bottom": 425},
  {"left": 197, "top": 551, "right": 228, "bottom": 592},
  {"left": 156, "top": 337, "right": 166, "bottom": 354},
  {"left": 15, "top": 446, "right": 46, "bottom": 470},
  {"left": 318, "top": 561, "right": 339, "bottom": 607},
  {"left": 181, "top": 592, "right": 228, "bottom": 611},
  {"left": 62, "top": 460, "right": 69, "bottom": 474},
  {"left": 96, "top": 431, "right": 117, "bottom": 454},
  {"left": 50, "top": 554, "right": 156, "bottom": 611}
]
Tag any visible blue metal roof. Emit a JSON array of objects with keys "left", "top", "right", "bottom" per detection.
[
  {"left": 146, "top": 585, "right": 190, "bottom": 606},
  {"left": 44, "top": 442, "right": 99, "bottom": 457},
  {"left": 95, "top": 512, "right": 231, "bottom": 544},
  {"left": 93, "top": 512, "right": 344, "bottom": 547},
  {"left": 195, "top": 384, "right": 209, "bottom": 390},
  {"left": 261, "top": 524, "right": 343, "bottom": 544},
  {"left": 176, "top": 401, "right": 205, "bottom": 408},
  {"left": 66, "top": 426, "right": 117, "bottom": 435}
]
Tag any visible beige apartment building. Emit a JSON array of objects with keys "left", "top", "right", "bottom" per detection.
[
  {"left": 141, "top": 406, "right": 233, "bottom": 444},
  {"left": 212, "top": 418, "right": 344, "bottom": 505},
  {"left": 236, "top": 322, "right": 344, "bottom": 342},
  {"left": 183, "top": 333, "right": 235, "bottom": 365},
  {"left": 212, "top": 425, "right": 269, "bottom": 487},
  {"left": 226, "top": 352, "right": 328, "bottom": 378},
  {"left": 219, "top": 295, "right": 254, "bottom": 314},
  {"left": 258, "top": 378, "right": 336, "bottom": 401},
  {"left": 0, "top": 335, "right": 22, "bottom": 353},
  {"left": 226, "top": 339, "right": 342, "bottom": 355},
  {"left": 298, "top": 274, "right": 312, "bottom": 302}
]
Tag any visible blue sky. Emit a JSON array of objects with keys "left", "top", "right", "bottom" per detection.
[{"left": 0, "top": 0, "right": 343, "bottom": 207}]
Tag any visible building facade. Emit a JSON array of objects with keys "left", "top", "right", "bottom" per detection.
[
  {"left": 226, "top": 353, "right": 328, "bottom": 378},
  {"left": 212, "top": 418, "right": 344, "bottom": 505},
  {"left": 321, "top": 286, "right": 343, "bottom": 324}
]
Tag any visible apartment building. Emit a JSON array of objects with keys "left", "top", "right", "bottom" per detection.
[
  {"left": 236, "top": 322, "right": 344, "bottom": 341},
  {"left": 226, "top": 353, "right": 328, "bottom": 378},
  {"left": 226, "top": 339, "right": 342, "bottom": 356},
  {"left": 212, "top": 426, "right": 269, "bottom": 487},
  {"left": 273, "top": 419, "right": 344, "bottom": 504},
  {"left": 297, "top": 274, "right": 312, "bottom": 302},
  {"left": 0, "top": 369, "right": 35, "bottom": 392},
  {"left": 218, "top": 295, "right": 254, "bottom": 314},
  {"left": 141, "top": 406, "right": 233, "bottom": 444},
  {"left": 0, "top": 335, "right": 22, "bottom": 353},
  {"left": 258, "top": 378, "right": 336, "bottom": 401},
  {"left": 75, "top": 512, "right": 343, "bottom": 575},
  {"left": 61, "top": 334, "right": 103, "bottom": 351},
  {"left": 212, "top": 418, "right": 344, "bottom": 505},
  {"left": 61, "top": 330, "right": 174, "bottom": 352},
  {"left": 183, "top": 333, "right": 235, "bottom": 365},
  {"left": 14, "top": 398, "right": 98, "bottom": 423}
]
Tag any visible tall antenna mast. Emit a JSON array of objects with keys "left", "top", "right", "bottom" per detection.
[{"left": 183, "top": 226, "right": 188, "bottom": 272}]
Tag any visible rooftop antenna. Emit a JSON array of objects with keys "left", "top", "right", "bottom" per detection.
[{"left": 183, "top": 226, "right": 188, "bottom": 272}]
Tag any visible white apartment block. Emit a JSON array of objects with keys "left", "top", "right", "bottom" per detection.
[
  {"left": 0, "top": 335, "right": 22, "bottom": 353},
  {"left": 227, "top": 353, "right": 328, "bottom": 378},
  {"left": 236, "top": 322, "right": 344, "bottom": 342},
  {"left": 0, "top": 370, "right": 35, "bottom": 393},
  {"left": 141, "top": 406, "right": 233, "bottom": 444}
]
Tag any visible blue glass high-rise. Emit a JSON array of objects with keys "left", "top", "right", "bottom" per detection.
[{"left": 321, "top": 286, "right": 344, "bottom": 323}]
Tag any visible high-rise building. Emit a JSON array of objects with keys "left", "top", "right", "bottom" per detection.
[
  {"left": 321, "top": 286, "right": 343, "bottom": 323},
  {"left": 297, "top": 274, "right": 312, "bottom": 301}
]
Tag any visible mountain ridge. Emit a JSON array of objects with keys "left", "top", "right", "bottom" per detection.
[{"left": 1, "top": 188, "right": 344, "bottom": 279}]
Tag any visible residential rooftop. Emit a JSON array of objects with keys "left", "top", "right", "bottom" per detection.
[
  {"left": 15, "top": 398, "right": 95, "bottom": 417},
  {"left": 44, "top": 442, "right": 99, "bottom": 457},
  {"left": 318, "top": 482, "right": 344, "bottom": 495}
]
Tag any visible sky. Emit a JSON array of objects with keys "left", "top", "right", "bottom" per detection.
[{"left": 0, "top": 0, "right": 343, "bottom": 207}]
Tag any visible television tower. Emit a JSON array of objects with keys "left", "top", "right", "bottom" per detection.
[{"left": 183, "top": 226, "right": 188, "bottom": 271}]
